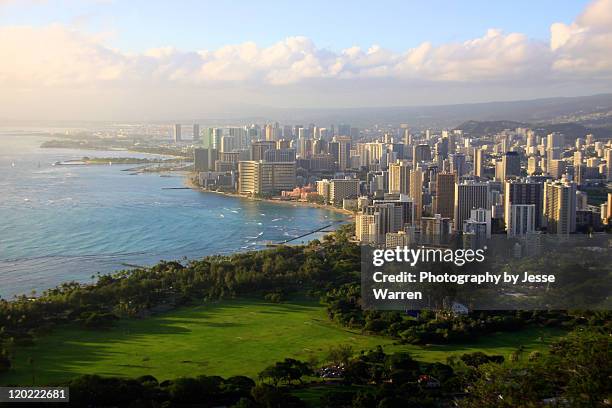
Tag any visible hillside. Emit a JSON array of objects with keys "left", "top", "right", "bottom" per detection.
[
  {"left": 455, "top": 119, "right": 612, "bottom": 140},
  {"left": 254, "top": 93, "right": 612, "bottom": 129}
]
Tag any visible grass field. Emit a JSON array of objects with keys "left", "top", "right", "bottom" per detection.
[{"left": 1, "top": 299, "right": 566, "bottom": 385}]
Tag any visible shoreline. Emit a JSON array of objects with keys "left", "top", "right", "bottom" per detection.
[{"left": 183, "top": 175, "right": 356, "bottom": 218}]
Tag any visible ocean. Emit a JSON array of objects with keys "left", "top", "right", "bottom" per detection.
[{"left": 0, "top": 132, "right": 346, "bottom": 299}]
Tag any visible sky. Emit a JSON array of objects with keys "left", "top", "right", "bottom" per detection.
[{"left": 0, "top": 0, "right": 611, "bottom": 120}]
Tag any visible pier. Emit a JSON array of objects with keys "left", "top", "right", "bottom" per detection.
[{"left": 266, "top": 220, "right": 345, "bottom": 246}]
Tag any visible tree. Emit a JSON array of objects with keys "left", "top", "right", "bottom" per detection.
[
  {"left": 0, "top": 351, "right": 10, "bottom": 373},
  {"left": 326, "top": 344, "right": 354, "bottom": 366},
  {"left": 259, "top": 359, "right": 312, "bottom": 385}
]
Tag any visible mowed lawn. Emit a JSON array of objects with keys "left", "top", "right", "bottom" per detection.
[{"left": 2, "top": 299, "right": 566, "bottom": 385}]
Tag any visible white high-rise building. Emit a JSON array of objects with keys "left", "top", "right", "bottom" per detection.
[{"left": 356, "top": 214, "right": 378, "bottom": 244}]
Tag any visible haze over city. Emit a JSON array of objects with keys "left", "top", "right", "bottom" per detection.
[{"left": 1, "top": 0, "right": 612, "bottom": 120}]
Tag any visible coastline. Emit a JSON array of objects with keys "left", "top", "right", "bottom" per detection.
[{"left": 183, "top": 174, "right": 356, "bottom": 218}]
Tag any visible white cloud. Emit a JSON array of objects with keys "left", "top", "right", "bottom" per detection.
[
  {"left": 550, "top": 0, "right": 612, "bottom": 76},
  {"left": 0, "top": 0, "right": 611, "bottom": 119}
]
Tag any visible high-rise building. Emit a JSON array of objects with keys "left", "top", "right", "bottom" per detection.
[
  {"left": 238, "top": 161, "right": 296, "bottom": 196},
  {"left": 474, "top": 148, "right": 485, "bottom": 178},
  {"left": 470, "top": 208, "right": 492, "bottom": 238},
  {"left": 264, "top": 124, "right": 280, "bottom": 141},
  {"left": 449, "top": 153, "right": 467, "bottom": 177},
  {"left": 463, "top": 220, "right": 488, "bottom": 249},
  {"left": 500, "top": 151, "right": 521, "bottom": 180},
  {"left": 544, "top": 179, "right": 577, "bottom": 234},
  {"left": 330, "top": 136, "right": 351, "bottom": 171},
  {"left": 388, "top": 160, "right": 411, "bottom": 195},
  {"left": 454, "top": 181, "right": 490, "bottom": 232},
  {"left": 173, "top": 124, "right": 182, "bottom": 143},
  {"left": 420, "top": 214, "right": 451, "bottom": 246},
  {"left": 507, "top": 204, "right": 536, "bottom": 237},
  {"left": 576, "top": 190, "right": 588, "bottom": 210},
  {"left": 193, "top": 124, "right": 200, "bottom": 142},
  {"left": 435, "top": 173, "right": 456, "bottom": 220},
  {"left": 504, "top": 180, "right": 544, "bottom": 229},
  {"left": 337, "top": 124, "right": 351, "bottom": 137},
  {"left": 329, "top": 179, "right": 360, "bottom": 204},
  {"left": 251, "top": 141, "right": 277, "bottom": 161},
  {"left": 547, "top": 133, "right": 564, "bottom": 150},
  {"left": 264, "top": 149, "right": 296, "bottom": 162},
  {"left": 356, "top": 214, "right": 378, "bottom": 244},
  {"left": 573, "top": 151, "right": 583, "bottom": 167},
  {"left": 364, "top": 203, "right": 402, "bottom": 243},
  {"left": 548, "top": 159, "right": 566, "bottom": 179},
  {"left": 316, "top": 179, "right": 331, "bottom": 203},
  {"left": 385, "top": 231, "right": 412, "bottom": 248},
  {"left": 220, "top": 136, "right": 236, "bottom": 153},
  {"left": 527, "top": 156, "right": 540, "bottom": 175},
  {"left": 410, "top": 168, "right": 423, "bottom": 223},
  {"left": 606, "top": 149, "right": 612, "bottom": 181},
  {"left": 372, "top": 194, "right": 414, "bottom": 228},
  {"left": 202, "top": 127, "right": 222, "bottom": 149},
  {"left": 193, "top": 148, "right": 218, "bottom": 172},
  {"left": 413, "top": 144, "right": 432, "bottom": 167}
]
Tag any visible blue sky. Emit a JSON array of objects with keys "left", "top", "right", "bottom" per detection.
[{"left": 0, "top": 0, "right": 591, "bottom": 52}]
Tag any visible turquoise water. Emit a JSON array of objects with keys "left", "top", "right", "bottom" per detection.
[{"left": 0, "top": 133, "right": 345, "bottom": 298}]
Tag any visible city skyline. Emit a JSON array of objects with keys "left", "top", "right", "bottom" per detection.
[{"left": 1, "top": 0, "right": 611, "bottom": 120}]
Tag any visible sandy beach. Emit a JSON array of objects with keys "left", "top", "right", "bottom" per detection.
[{"left": 183, "top": 174, "right": 355, "bottom": 218}]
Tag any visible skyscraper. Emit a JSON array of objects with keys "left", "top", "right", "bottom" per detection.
[
  {"left": 220, "top": 136, "right": 236, "bottom": 153},
  {"left": 330, "top": 136, "right": 351, "bottom": 171},
  {"left": 474, "top": 148, "right": 485, "bottom": 178},
  {"left": 388, "top": 160, "right": 410, "bottom": 195},
  {"left": 501, "top": 151, "right": 521, "bottom": 180},
  {"left": 420, "top": 214, "right": 451, "bottom": 246},
  {"left": 410, "top": 168, "right": 423, "bottom": 223},
  {"left": 372, "top": 194, "right": 415, "bottom": 228},
  {"left": 413, "top": 144, "right": 432, "bottom": 168},
  {"left": 606, "top": 149, "right": 612, "bottom": 181},
  {"left": 264, "top": 148, "right": 296, "bottom": 162},
  {"left": 193, "top": 124, "right": 200, "bottom": 143},
  {"left": 193, "top": 148, "right": 218, "bottom": 172},
  {"left": 507, "top": 204, "right": 536, "bottom": 237},
  {"left": 251, "top": 141, "right": 277, "bottom": 161},
  {"left": 527, "top": 156, "right": 540, "bottom": 175},
  {"left": 435, "top": 173, "right": 456, "bottom": 220},
  {"left": 504, "top": 180, "right": 544, "bottom": 229},
  {"left": 238, "top": 161, "right": 296, "bottom": 196},
  {"left": 329, "top": 178, "right": 360, "bottom": 204},
  {"left": 449, "top": 153, "right": 467, "bottom": 178},
  {"left": 202, "top": 127, "right": 222, "bottom": 149},
  {"left": 470, "top": 208, "right": 492, "bottom": 238},
  {"left": 454, "top": 181, "right": 490, "bottom": 232},
  {"left": 544, "top": 179, "right": 577, "bottom": 234},
  {"left": 547, "top": 133, "right": 564, "bottom": 150},
  {"left": 356, "top": 214, "right": 378, "bottom": 244},
  {"left": 173, "top": 124, "right": 182, "bottom": 143}
]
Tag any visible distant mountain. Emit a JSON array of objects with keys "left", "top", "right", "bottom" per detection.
[
  {"left": 254, "top": 93, "right": 612, "bottom": 129},
  {"left": 455, "top": 119, "right": 612, "bottom": 140},
  {"left": 454, "top": 120, "right": 528, "bottom": 136}
]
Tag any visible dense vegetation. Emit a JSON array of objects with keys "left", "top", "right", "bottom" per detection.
[
  {"left": 8, "top": 329, "right": 609, "bottom": 407},
  {"left": 0, "top": 226, "right": 610, "bottom": 406},
  {"left": 0, "top": 227, "right": 358, "bottom": 374},
  {"left": 323, "top": 282, "right": 595, "bottom": 344}
]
